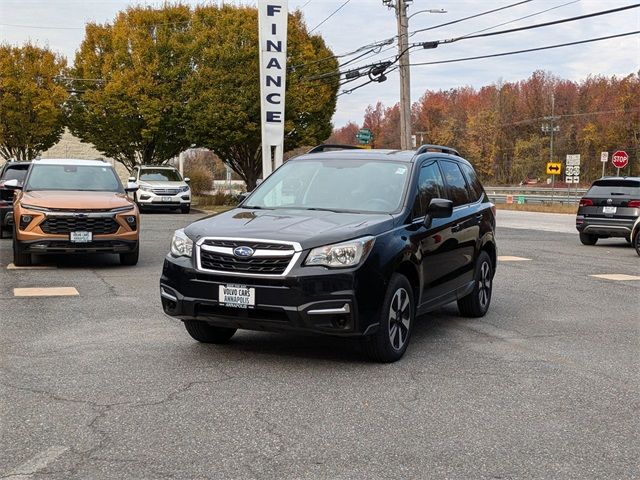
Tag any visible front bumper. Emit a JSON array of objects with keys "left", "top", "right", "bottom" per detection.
[
  {"left": 20, "top": 239, "right": 138, "bottom": 254},
  {"left": 137, "top": 190, "right": 190, "bottom": 207},
  {"left": 576, "top": 216, "right": 635, "bottom": 237},
  {"left": 160, "top": 255, "right": 387, "bottom": 337}
]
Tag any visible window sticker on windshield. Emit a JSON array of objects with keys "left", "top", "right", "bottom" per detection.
[{"left": 395, "top": 167, "right": 406, "bottom": 175}]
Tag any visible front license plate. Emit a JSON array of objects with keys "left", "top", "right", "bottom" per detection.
[
  {"left": 162, "top": 196, "right": 172, "bottom": 202},
  {"left": 70, "top": 231, "right": 92, "bottom": 243},
  {"left": 219, "top": 284, "right": 255, "bottom": 309},
  {"left": 602, "top": 206, "right": 617, "bottom": 214}
]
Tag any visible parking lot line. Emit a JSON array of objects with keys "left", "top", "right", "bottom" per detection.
[
  {"left": 7, "top": 263, "right": 57, "bottom": 270},
  {"left": 3, "top": 446, "right": 69, "bottom": 479},
  {"left": 589, "top": 274, "right": 640, "bottom": 281},
  {"left": 498, "top": 256, "right": 532, "bottom": 262},
  {"left": 13, "top": 287, "right": 79, "bottom": 297}
]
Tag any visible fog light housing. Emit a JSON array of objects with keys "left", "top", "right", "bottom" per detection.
[
  {"left": 125, "top": 215, "right": 137, "bottom": 230},
  {"left": 20, "top": 215, "right": 33, "bottom": 230}
]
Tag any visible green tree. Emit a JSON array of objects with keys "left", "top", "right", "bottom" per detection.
[
  {"left": 68, "top": 5, "right": 193, "bottom": 172},
  {"left": 186, "top": 6, "right": 337, "bottom": 190},
  {"left": 0, "top": 44, "right": 67, "bottom": 161}
]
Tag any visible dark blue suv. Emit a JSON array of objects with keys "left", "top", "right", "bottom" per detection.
[{"left": 160, "top": 145, "right": 497, "bottom": 362}]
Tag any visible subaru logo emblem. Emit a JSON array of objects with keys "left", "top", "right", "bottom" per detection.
[{"left": 233, "top": 246, "right": 254, "bottom": 258}]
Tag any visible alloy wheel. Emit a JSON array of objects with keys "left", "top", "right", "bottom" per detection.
[
  {"left": 388, "top": 287, "right": 411, "bottom": 350},
  {"left": 478, "top": 261, "right": 492, "bottom": 309}
]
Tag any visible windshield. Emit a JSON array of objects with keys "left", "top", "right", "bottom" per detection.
[
  {"left": 25, "top": 165, "right": 123, "bottom": 192},
  {"left": 1, "top": 166, "right": 29, "bottom": 182},
  {"left": 139, "top": 169, "right": 182, "bottom": 182},
  {"left": 244, "top": 159, "right": 410, "bottom": 213},
  {"left": 588, "top": 180, "right": 640, "bottom": 196}
]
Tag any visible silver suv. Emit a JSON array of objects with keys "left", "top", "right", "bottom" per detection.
[{"left": 131, "top": 165, "right": 191, "bottom": 214}]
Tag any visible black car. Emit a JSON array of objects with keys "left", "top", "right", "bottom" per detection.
[
  {"left": 160, "top": 145, "right": 497, "bottom": 362},
  {"left": 576, "top": 177, "right": 640, "bottom": 245},
  {"left": 0, "top": 161, "right": 31, "bottom": 238}
]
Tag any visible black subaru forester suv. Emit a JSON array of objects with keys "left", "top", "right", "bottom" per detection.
[{"left": 160, "top": 145, "right": 497, "bottom": 362}]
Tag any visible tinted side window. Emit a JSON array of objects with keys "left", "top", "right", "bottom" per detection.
[
  {"left": 440, "top": 161, "right": 471, "bottom": 207},
  {"left": 460, "top": 163, "right": 483, "bottom": 202},
  {"left": 412, "top": 161, "right": 445, "bottom": 218}
]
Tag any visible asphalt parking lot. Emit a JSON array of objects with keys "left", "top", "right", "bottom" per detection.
[{"left": 1, "top": 210, "right": 638, "bottom": 480}]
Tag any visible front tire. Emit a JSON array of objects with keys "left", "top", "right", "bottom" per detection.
[
  {"left": 184, "top": 321, "right": 237, "bottom": 343},
  {"left": 579, "top": 233, "right": 598, "bottom": 245},
  {"left": 180, "top": 204, "right": 190, "bottom": 214},
  {"left": 362, "top": 273, "right": 414, "bottom": 363},
  {"left": 458, "top": 251, "right": 493, "bottom": 318},
  {"left": 13, "top": 232, "right": 32, "bottom": 266},
  {"left": 119, "top": 243, "right": 139, "bottom": 265},
  {"left": 634, "top": 231, "right": 640, "bottom": 257}
]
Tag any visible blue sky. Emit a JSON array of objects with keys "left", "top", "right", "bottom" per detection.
[{"left": 1, "top": 0, "right": 638, "bottom": 127}]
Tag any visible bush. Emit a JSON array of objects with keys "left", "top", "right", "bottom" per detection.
[{"left": 185, "top": 165, "right": 213, "bottom": 195}]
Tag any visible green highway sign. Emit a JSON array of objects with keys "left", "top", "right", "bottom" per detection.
[{"left": 355, "top": 128, "right": 373, "bottom": 144}]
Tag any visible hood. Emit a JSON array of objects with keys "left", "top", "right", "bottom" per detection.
[
  {"left": 139, "top": 181, "right": 188, "bottom": 189},
  {"left": 21, "top": 191, "right": 135, "bottom": 210},
  {"left": 184, "top": 208, "right": 395, "bottom": 250}
]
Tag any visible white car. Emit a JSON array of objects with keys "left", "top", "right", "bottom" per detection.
[{"left": 131, "top": 165, "right": 191, "bottom": 213}]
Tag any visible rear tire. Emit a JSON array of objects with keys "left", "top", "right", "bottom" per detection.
[
  {"left": 458, "top": 251, "right": 493, "bottom": 318},
  {"left": 579, "top": 233, "right": 598, "bottom": 245},
  {"left": 362, "top": 273, "right": 414, "bottom": 363},
  {"left": 13, "top": 232, "right": 31, "bottom": 266},
  {"left": 634, "top": 231, "right": 640, "bottom": 257},
  {"left": 184, "top": 321, "right": 237, "bottom": 343},
  {"left": 119, "top": 243, "right": 139, "bottom": 266}
]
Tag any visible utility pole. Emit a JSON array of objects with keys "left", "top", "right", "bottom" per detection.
[
  {"left": 384, "top": 1, "right": 445, "bottom": 150},
  {"left": 541, "top": 92, "right": 560, "bottom": 202},
  {"left": 396, "top": 0, "right": 411, "bottom": 150}
]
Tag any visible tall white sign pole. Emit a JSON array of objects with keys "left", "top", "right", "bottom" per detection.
[{"left": 258, "top": 0, "right": 288, "bottom": 180}]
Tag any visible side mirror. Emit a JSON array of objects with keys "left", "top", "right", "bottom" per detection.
[
  {"left": 236, "top": 192, "right": 250, "bottom": 204},
  {"left": 128, "top": 176, "right": 136, "bottom": 183},
  {"left": 424, "top": 198, "right": 453, "bottom": 227},
  {"left": 184, "top": 177, "right": 190, "bottom": 183},
  {"left": 3, "top": 179, "right": 22, "bottom": 190},
  {"left": 125, "top": 182, "right": 139, "bottom": 193}
]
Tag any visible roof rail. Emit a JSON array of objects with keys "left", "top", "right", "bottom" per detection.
[
  {"left": 307, "top": 144, "right": 365, "bottom": 154},
  {"left": 414, "top": 144, "right": 460, "bottom": 156}
]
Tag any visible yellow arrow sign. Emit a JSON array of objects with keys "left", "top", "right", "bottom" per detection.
[{"left": 546, "top": 162, "right": 562, "bottom": 175}]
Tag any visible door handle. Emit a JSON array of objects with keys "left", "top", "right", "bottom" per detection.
[{"left": 451, "top": 223, "right": 463, "bottom": 233}]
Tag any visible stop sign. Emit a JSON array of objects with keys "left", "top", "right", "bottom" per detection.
[{"left": 611, "top": 150, "right": 629, "bottom": 169}]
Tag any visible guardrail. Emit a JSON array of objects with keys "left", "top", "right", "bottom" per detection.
[{"left": 484, "top": 186, "right": 586, "bottom": 205}]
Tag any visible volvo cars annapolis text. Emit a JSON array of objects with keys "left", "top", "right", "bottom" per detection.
[{"left": 160, "top": 145, "right": 497, "bottom": 362}]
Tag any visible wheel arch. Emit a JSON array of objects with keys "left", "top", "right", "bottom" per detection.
[{"left": 395, "top": 261, "right": 420, "bottom": 305}]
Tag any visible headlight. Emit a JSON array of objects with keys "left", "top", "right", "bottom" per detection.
[
  {"left": 138, "top": 185, "right": 153, "bottom": 192},
  {"left": 180, "top": 185, "right": 190, "bottom": 192},
  {"left": 305, "top": 236, "right": 375, "bottom": 268},
  {"left": 170, "top": 229, "right": 193, "bottom": 257}
]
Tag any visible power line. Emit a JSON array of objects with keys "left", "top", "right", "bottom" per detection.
[
  {"left": 429, "top": 3, "right": 640, "bottom": 45},
  {"left": 294, "top": 0, "right": 534, "bottom": 72},
  {"left": 407, "top": 0, "right": 533, "bottom": 38},
  {"left": 408, "top": 31, "right": 640, "bottom": 67},
  {"left": 454, "top": 0, "right": 581, "bottom": 40},
  {"left": 308, "top": 0, "right": 352, "bottom": 34}
]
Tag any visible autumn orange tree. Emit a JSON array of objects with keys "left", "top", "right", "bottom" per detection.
[
  {"left": 342, "top": 70, "right": 639, "bottom": 184},
  {"left": 0, "top": 44, "right": 68, "bottom": 161}
]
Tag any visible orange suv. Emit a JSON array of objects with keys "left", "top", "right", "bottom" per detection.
[{"left": 5, "top": 159, "right": 140, "bottom": 266}]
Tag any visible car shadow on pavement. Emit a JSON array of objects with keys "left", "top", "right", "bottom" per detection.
[{"left": 184, "top": 307, "right": 463, "bottom": 364}]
